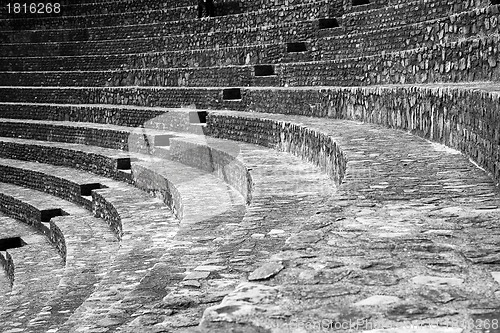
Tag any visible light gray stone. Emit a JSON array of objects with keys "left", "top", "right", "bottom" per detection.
[
  {"left": 354, "top": 295, "right": 401, "bottom": 306},
  {"left": 248, "top": 262, "right": 284, "bottom": 281},
  {"left": 411, "top": 275, "right": 463, "bottom": 286}
]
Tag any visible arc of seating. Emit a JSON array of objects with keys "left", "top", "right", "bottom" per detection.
[
  {"left": 0, "top": 5, "right": 196, "bottom": 31},
  {"left": 314, "top": 4, "right": 500, "bottom": 61},
  {"left": 0, "top": 0, "right": 329, "bottom": 37},
  {"left": 0, "top": 102, "right": 208, "bottom": 133},
  {"left": 2, "top": 31, "right": 496, "bottom": 88},
  {"left": 0, "top": 133, "right": 245, "bottom": 222},
  {"left": 0, "top": 232, "right": 64, "bottom": 331},
  {"left": 1, "top": 3, "right": 495, "bottom": 74},
  {"left": 0, "top": 11, "right": 323, "bottom": 45},
  {"left": 0, "top": 153, "right": 243, "bottom": 330},
  {"left": 0, "top": 41, "right": 307, "bottom": 72},
  {"left": 0, "top": 182, "right": 121, "bottom": 332},
  {"left": 52, "top": 131, "right": 337, "bottom": 332},
  {"left": 0, "top": 86, "right": 245, "bottom": 110},
  {"left": 0, "top": 1, "right": 331, "bottom": 57}
]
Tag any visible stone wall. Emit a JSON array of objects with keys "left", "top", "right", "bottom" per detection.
[
  {"left": 0, "top": 0, "right": 330, "bottom": 32},
  {"left": 207, "top": 113, "right": 347, "bottom": 185},
  {"left": 0, "top": 140, "right": 125, "bottom": 180},
  {"left": 0, "top": 87, "right": 244, "bottom": 110},
  {"left": 169, "top": 138, "right": 253, "bottom": 204},
  {"left": 0, "top": 164, "right": 90, "bottom": 209},
  {"left": 316, "top": 4, "right": 500, "bottom": 61},
  {"left": 92, "top": 190, "right": 123, "bottom": 239},
  {"left": 238, "top": 85, "right": 500, "bottom": 184}
]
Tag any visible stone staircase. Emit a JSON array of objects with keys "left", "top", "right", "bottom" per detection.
[{"left": 1, "top": 0, "right": 500, "bottom": 332}]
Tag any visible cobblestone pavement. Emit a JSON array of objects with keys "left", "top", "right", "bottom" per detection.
[
  {"left": 188, "top": 115, "right": 500, "bottom": 333},
  {"left": 1, "top": 114, "right": 500, "bottom": 332}
]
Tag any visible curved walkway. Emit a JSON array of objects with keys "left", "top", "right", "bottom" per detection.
[{"left": 189, "top": 115, "right": 500, "bottom": 332}]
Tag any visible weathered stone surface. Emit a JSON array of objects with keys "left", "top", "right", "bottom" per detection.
[
  {"left": 200, "top": 283, "right": 280, "bottom": 326},
  {"left": 354, "top": 295, "right": 401, "bottom": 307},
  {"left": 411, "top": 276, "right": 463, "bottom": 287},
  {"left": 248, "top": 262, "right": 285, "bottom": 281}
]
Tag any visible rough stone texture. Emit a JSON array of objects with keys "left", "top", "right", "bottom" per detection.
[{"left": 2, "top": 0, "right": 500, "bottom": 332}]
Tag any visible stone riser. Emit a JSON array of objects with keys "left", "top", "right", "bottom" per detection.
[
  {"left": 2, "top": 5, "right": 496, "bottom": 72},
  {"left": 1, "top": 34, "right": 498, "bottom": 87},
  {"left": 316, "top": 5, "right": 500, "bottom": 60},
  {"left": 0, "top": 0, "right": 462, "bottom": 59},
  {"left": 1, "top": 6, "right": 195, "bottom": 31},
  {"left": 2, "top": 86, "right": 493, "bottom": 185},
  {"left": 0, "top": 3, "right": 194, "bottom": 21},
  {"left": 0, "top": 87, "right": 245, "bottom": 110},
  {"left": 0, "top": 140, "right": 129, "bottom": 181},
  {"left": 0, "top": 0, "right": 329, "bottom": 34},
  {"left": 0, "top": 103, "right": 207, "bottom": 134},
  {"left": 342, "top": 0, "right": 491, "bottom": 32}
]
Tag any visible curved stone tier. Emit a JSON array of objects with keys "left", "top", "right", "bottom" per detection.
[
  {"left": 2, "top": 33, "right": 497, "bottom": 88},
  {"left": 0, "top": 0, "right": 329, "bottom": 33},
  {"left": 0, "top": 182, "right": 118, "bottom": 332}
]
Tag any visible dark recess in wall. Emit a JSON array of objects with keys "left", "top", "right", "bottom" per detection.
[
  {"left": 318, "top": 18, "right": 339, "bottom": 29},
  {"left": 352, "top": 0, "right": 370, "bottom": 6},
  {"left": 254, "top": 65, "right": 275, "bottom": 76},
  {"left": 0, "top": 237, "right": 25, "bottom": 251},
  {"left": 223, "top": 88, "right": 242, "bottom": 100},
  {"left": 287, "top": 42, "right": 307, "bottom": 52}
]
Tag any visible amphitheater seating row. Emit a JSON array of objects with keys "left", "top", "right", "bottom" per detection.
[
  {"left": 0, "top": 31, "right": 496, "bottom": 88},
  {"left": 0, "top": 0, "right": 483, "bottom": 53}
]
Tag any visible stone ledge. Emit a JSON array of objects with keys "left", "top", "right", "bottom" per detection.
[{"left": 3, "top": 33, "right": 497, "bottom": 87}]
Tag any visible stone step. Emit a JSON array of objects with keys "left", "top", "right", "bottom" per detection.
[
  {"left": 1, "top": 2, "right": 495, "bottom": 73},
  {"left": 0, "top": 154, "right": 252, "bottom": 331},
  {"left": 0, "top": 102, "right": 209, "bottom": 132},
  {"left": 0, "top": 86, "right": 245, "bottom": 110},
  {"left": 182, "top": 111, "right": 500, "bottom": 331},
  {"left": 53, "top": 129, "right": 337, "bottom": 332},
  {"left": 0, "top": 118, "right": 201, "bottom": 153},
  {"left": 0, "top": 234, "right": 65, "bottom": 331},
  {"left": 1, "top": 33, "right": 497, "bottom": 87},
  {"left": 0, "top": 0, "right": 194, "bottom": 20},
  {"left": 0, "top": 0, "right": 329, "bottom": 48},
  {"left": 0, "top": 42, "right": 302, "bottom": 71},
  {"left": 0, "top": 135, "right": 245, "bottom": 222},
  {"left": 0, "top": 5, "right": 196, "bottom": 31},
  {"left": 0, "top": 212, "right": 56, "bottom": 307},
  {"left": 0, "top": 16, "right": 320, "bottom": 45},
  {"left": 0, "top": 182, "right": 119, "bottom": 332},
  {"left": 316, "top": 4, "right": 499, "bottom": 60},
  {"left": 0, "top": 156, "right": 248, "bottom": 330}
]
